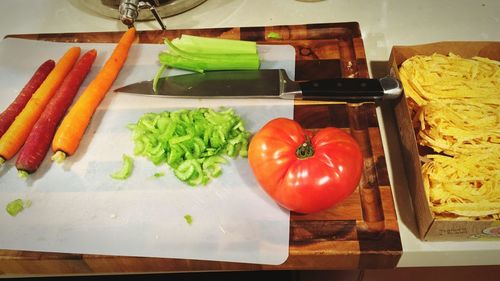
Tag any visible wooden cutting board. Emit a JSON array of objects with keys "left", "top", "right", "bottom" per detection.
[{"left": 0, "top": 22, "right": 401, "bottom": 276}]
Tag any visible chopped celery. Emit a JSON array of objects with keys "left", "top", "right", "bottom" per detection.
[
  {"left": 6, "top": 198, "right": 31, "bottom": 217},
  {"left": 128, "top": 108, "right": 250, "bottom": 186},
  {"left": 153, "top": 35, "right": 261, "bottom": 91},
  {"left": 110, "top": 154, "right": 134, "bottom": 180},
  {"left": 152, "top": 172, "right": 165, "bottom": 178},
  {"left": 184, "top": 214, "right": 193, "bottom": 225},
  {"left": 266, "top": 32, "right": 282, "bottom": 39}
]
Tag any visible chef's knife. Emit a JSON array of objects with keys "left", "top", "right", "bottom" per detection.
[{"left": 114, "top": 69, "right": 402, "bottom": 102}]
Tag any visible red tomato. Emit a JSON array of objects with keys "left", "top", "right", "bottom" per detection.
[{"left": 248, "top": 118, "right": 363, "bottom": 214}]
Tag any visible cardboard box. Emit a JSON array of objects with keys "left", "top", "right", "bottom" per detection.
[{"left": 388, "top": 41, "right": 500, "bottom": 241}]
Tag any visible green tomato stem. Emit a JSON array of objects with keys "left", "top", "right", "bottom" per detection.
[{"left": 296, "top": 137, "right": 315, "bottom": 159}]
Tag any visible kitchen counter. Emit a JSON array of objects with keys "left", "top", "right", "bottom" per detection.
[{"left": 1, "top": 0, "right": 499, "bottom": 270}]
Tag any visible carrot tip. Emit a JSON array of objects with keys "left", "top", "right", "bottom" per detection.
[
  {"left": 52, "top": 151, "right": 67, "bottom": 163},
  {"left": 18, "top": 170, "right": 29, "bottom": 179}
]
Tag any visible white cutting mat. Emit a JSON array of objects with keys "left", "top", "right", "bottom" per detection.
[{"left": 0, "top": 38, "right": 295, "bottom": 265}]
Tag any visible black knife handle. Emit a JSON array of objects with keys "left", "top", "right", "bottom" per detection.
[{"left": 299, "top": 78, "right": 386, "bottom": 102}]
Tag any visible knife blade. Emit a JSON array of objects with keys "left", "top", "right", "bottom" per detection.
[{"left": 114, "top": 69, "right": 402, "bottom": 102}]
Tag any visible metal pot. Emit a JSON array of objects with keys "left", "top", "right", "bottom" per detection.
[{"left": 80, "top": 0, "right": 206, "bottom": 21}]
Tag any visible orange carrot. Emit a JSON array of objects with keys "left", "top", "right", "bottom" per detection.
[
  {"left": 0, "top": 47, "right": 81, "bottom": 164},
  {"left": 52, "top": 28, "right": 136, "bottom": 162}
]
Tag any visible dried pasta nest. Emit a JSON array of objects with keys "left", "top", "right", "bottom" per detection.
[
  {"left": 417, "top": 99, "right": 499, "bottom": 156},
  {"left": 422, "top": 153, "right": 500, "bottom": 219}
]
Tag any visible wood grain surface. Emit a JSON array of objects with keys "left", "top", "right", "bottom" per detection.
[{"left": 1, "top": 22, "right": 401, "bottom": 276}]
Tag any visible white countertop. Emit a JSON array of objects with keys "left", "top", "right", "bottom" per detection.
[{"left": 1, "top": 0, "right": 499, "bottom": 268}]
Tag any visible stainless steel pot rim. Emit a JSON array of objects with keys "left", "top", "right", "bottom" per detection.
[{"left": 80, "top": 0, "right": 207, "bottom": 20}]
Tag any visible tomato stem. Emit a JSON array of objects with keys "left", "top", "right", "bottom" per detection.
[{"left": 296, "top": 137, "right": 314, "bottom": 159}]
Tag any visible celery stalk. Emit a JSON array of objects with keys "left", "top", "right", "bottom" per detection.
[
  {"left": 158, "top": 51, "right": 260, "bottom": 72},
  {"left": 162, "top": 38, "right": 260, "bottom": 71},
  {"left": 152, "top": 35, "right": 261, "bottom": 90},
  {"left": 172, "top": 34, "right": 257, "bottom": 54}
]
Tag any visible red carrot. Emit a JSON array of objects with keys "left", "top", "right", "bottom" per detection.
[
  {"left": 0, "top": 59, "right": 55, "bottom": 138},
  {"left": 15, "top": 49, "right": 97, "bottom": 176}
]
